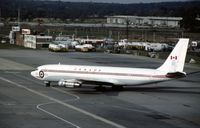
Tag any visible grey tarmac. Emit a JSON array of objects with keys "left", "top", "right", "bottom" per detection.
[{"left": 0, "top": 49, "right": 199, "bottom": 128}]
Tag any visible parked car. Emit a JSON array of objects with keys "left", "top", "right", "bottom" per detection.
[
  {"left": 75, "top": 44, "right": 95, "bottom": 52},
  {"left": 48, "top": 42, "right": 68, "bottom": 52}
]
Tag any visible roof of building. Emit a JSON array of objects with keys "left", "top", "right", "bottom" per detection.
[{"left": 108, "top": 15, "right": 182, "bottom": 21}]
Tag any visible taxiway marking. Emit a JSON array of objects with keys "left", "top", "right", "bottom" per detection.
[
  {"left": 9, "top": 73, "right": 82, "bottom": 127},
  {"left": 36, "top": 102, "right": 80, "bottom": 128},
  {"left": 0, "top": 77, "right": 126, "bottom": 128}
]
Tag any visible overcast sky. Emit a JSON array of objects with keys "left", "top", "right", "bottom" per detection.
[{"left": 55, "top": 0, "right": 193, "bottom": 4}]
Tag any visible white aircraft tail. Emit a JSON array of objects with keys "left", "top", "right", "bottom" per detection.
[{"left": 157, "top": 38, "right": 189, "bottom": 73}]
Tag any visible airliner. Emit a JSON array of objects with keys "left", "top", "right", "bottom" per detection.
[{"left": 31, "top": 38, "right": 189, "bottom": 90}]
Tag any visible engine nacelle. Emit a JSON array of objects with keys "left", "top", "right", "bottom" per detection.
[{"left": 58, "top": 80, "right": 81, "bottom": 88}]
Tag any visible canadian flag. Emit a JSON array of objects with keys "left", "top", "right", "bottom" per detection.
[{"left": 170, "top": 56, "right": 177, "bottom": 60}]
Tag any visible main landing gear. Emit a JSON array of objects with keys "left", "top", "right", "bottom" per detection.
[
  {"left": 112, "top": 85, "right": 124, "bottom": 91},
  {"left": 94, "top": 85, "right": 124, "bottom": 91},
  {"left": 45, "top": 81, "right": 50, "bottom": 87},
  {"left": 94, "top": 85, "right": 106, "bottom": 91}
]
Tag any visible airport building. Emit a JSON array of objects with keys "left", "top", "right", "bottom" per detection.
[
  {"left": 107, "top": 15, "right": 183, "bottom": 28},
  {"left": 24, "top": 35, "right": 52, "bottom": 49}
]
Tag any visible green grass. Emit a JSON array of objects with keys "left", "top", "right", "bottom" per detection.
[{"left": 0, "top": 43, "right": 27, "bottom": 49}]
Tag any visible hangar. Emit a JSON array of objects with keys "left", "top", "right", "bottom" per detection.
[{"left": 107, "top": 15, "right": 182, "bottom": 28}]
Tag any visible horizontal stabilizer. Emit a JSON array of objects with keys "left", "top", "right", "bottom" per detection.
[{"left": 166, "top": 72, "right": 186, "bottom": 78}]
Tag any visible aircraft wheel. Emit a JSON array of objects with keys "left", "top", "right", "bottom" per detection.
[
  {"left": 45, "top": 82, "right": 50, "bottom": 87},
  {"left": 95, "top": 86, "right": 106, "bottom": 91},
  {"left": 112, "top": 85, "right": 123, "bottom": 91}
]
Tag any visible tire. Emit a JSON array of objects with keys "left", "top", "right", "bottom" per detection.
[
  {"left": 95, "top": 86, "right": 106, "bottom": 91},
  {"left": 112, "top": 85, "right": 123, "bottom": 91},
  {"left": 45, "top": 82, "right": 50, "bottom": 87}
]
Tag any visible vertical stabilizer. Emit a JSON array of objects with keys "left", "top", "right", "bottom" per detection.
[{"left": 157, "top": 38, "right": 189, "bottom": 73}]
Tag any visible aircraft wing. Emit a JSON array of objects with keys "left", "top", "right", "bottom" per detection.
[
  {"left": 79, "top": 77, "right": 123, "bottom": 85},
  {"left": 58, "top": 77, "right": 122, "bottom": 87}
]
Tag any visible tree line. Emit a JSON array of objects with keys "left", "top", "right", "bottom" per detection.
[{"left": 0, "top": 0, "right": 200, "bottom": 31}]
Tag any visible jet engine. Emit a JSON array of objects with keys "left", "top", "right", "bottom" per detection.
[{"left": 58, "top": 80, "right": 81, "bottom": 88}]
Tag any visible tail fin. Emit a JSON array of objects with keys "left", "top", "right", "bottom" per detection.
[{"left": 157, "top": 38, "right": 189, "bottom": 73}]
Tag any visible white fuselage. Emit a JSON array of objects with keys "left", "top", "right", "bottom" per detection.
[{"left": 31, "top": 64, "right": 169, "bottom": 86}]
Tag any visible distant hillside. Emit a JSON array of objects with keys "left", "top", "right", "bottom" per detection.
[{"left": 0, "top": 0, "right": 200, "bottom": 31}]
